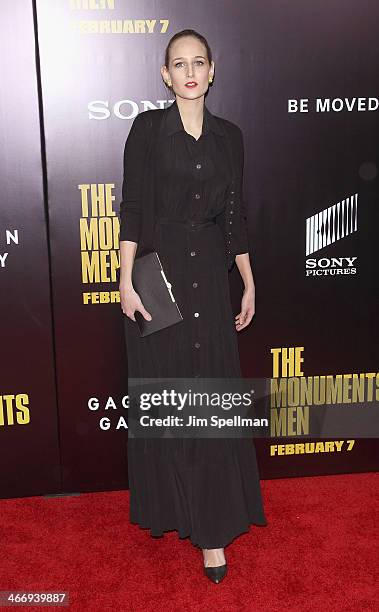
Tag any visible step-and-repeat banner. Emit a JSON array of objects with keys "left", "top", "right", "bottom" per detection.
[
  {"left": 1, "top": 0, "right": 378, "bottom": 498},
  {"left": 0, "top": 0, "right": 60, "bottom": 498}
]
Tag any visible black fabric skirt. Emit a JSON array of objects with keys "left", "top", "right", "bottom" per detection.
[{"left": 124, "top": 217, "right": 267, "bottom": 548}]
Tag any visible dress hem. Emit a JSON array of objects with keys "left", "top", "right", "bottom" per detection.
[{"left": 129, "top": 517, "right": 268, "bottom": 549}]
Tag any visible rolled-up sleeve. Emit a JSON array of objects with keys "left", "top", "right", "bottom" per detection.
[
  {"left": 232, "top": 127, "right": 249, "bottom": 256},
  {"left": 119, "top": 113, "right": 149, "bottom": 243}
]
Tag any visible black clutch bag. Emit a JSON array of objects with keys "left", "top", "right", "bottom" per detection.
[{"left": 131, "top": 251, "right": 183, "bottom": 337}]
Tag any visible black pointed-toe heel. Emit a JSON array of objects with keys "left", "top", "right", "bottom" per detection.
[{"left": 204, "top": 563, "right": 227, "bottom": 584}]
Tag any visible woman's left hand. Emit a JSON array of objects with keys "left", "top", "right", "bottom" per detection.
[{"left": 235, "top": 287, "right": 255, "bottom": 331}]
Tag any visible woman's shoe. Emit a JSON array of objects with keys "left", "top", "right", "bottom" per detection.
[
  {"left": 202, "top": 548, "right": 227, "bottom": 583},
  {"left": 204, "top": 563, "right": 227, "bottom": 584}
]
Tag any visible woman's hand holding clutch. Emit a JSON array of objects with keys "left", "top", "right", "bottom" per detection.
[{"left": 120, "top": 282, "right": 152, "bottom": 323}]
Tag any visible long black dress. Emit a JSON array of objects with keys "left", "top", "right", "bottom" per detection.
[{"left": 124, "top": 101, "right": 267, "bottom": 549}]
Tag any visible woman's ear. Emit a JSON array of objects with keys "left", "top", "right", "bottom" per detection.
[{"left": 210, "top": 60, "right": 215, "bottom": 79}]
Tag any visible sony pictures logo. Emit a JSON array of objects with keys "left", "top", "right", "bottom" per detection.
[{"left": 305, "top": 193, "right": 358, "bottom": 277}]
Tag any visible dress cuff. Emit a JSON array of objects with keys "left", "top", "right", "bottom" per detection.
[{"left": 119, "top": 209, "right": 141, "bottom": 242}]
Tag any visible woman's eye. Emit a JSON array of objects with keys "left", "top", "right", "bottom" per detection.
[{"left": 174, "top": 60, "right": 204, "bottom": 68}]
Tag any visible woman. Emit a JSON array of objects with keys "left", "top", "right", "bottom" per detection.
[{"left": 119, "top": 29, "right": 267, "bottom": 583}]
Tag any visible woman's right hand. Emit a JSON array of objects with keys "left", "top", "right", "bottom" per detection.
[{"left": 119, "top": 282, "right": 152, "bottom": 322}]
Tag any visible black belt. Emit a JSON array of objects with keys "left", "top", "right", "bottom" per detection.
[{"left": 157, "top": 216, "right": 216, "bottom": 229}]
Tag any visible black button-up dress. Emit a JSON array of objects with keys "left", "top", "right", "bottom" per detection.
[{"left": 123, "top": 100, "right": 267, "bottom": 549}]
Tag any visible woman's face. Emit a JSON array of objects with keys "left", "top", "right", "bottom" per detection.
[{"left": 161, "top": 36, "right": 214, "bottom": 100}]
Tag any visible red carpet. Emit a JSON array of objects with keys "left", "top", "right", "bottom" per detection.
[{"left": 1, "top": 473, "right": 377, "bottom": 611}]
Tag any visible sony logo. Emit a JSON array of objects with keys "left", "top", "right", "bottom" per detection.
[
  {"left": 88, "top": 99, "right": 174, "bottom": 120},
  {"left": 306, "top": 257, "right": 357, "bottom": 268}
]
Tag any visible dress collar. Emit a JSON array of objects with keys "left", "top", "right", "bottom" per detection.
[{"left": 161, "top": 98, "right": 225, "bottom": 138}]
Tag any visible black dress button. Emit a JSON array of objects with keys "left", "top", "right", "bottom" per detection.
[
  {"left": 190, "top": 251, "right": 196, "bottom": 256},
  {"left": 195, "top": 193, "right": 201, "bottom": 199},
  {"left": 196, "top": 163, "right": 202, "bottom": 169},
  {"left": 192, "top": 282, "right": 198, "bottom": 288},
  {"left": 194, "top": 342, "right": 201, "bottom": 348}
]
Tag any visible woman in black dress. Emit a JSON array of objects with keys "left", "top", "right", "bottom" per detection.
[{"left": 119, "top": 29, "right": 267, "bottom": 583}]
